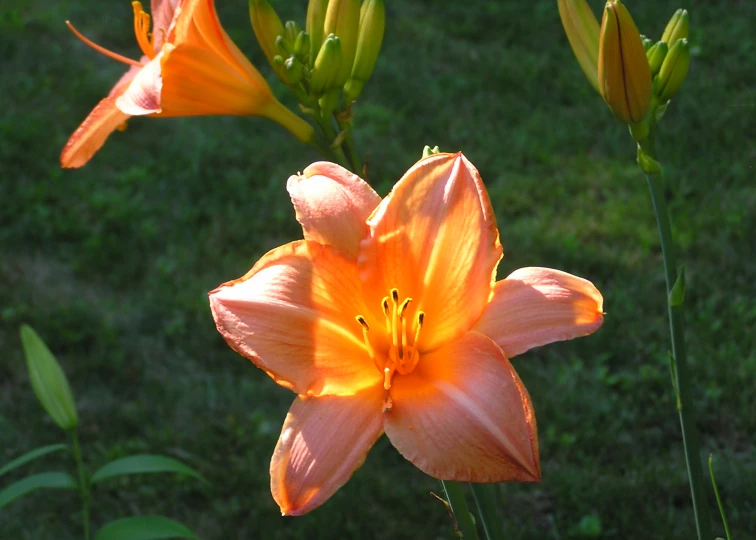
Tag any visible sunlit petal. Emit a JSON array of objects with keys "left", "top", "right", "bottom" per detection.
[
  {"left": 359, "top": 153, "right": 502, "bottom": 351},
  {"left": 287, "top": 162, "right": 380, "bottom": 258},
  {"left": 271, "top": 385, "right": 384, "bottom": 515},
  {"left": 209, "top": 241, "right": 381, "bottom": 396},
  {"left": 384, "top": 331, "right": 539, "bottom": 482},
  {"left": 474, "top": 267, "right": 604, "bottom": 358}
]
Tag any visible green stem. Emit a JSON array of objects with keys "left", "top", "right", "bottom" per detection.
[
  {"left": 640, "top": 134, "right": 712, "bottom": 539},
  {"left": 469, "top": 483, "right": 503, "bottom": 540},
  {"left": 70, "top": 429, "right": 91, "bottom": 540},
  {"left": 441, "top": 480, "right": 480, "bottom": 539},
  {"left": 314, "top": 115, "right": 352, "bottom": 171},
  {"left": 708, "top": 454, "right": 732, "bottom": 540}
]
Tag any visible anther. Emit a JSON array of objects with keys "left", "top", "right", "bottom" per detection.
[
  {"left": 381, "top": 297, "right": 391, "bottom": 331},
  {"left": 391, "top": 289, "right": 399, "bottom": 303},
  {"left": 398, "top": 298, "right": 412, "bottom": 317},
  {"left": 383, "top": 367, "right": 392, "bottom": 390}
]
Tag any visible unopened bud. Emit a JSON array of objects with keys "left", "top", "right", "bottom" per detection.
[
  {"left": 557, "top": 0, "right": 601, "bottom": 92},
  {"left": 249, "top": 0, "right": 285, "bottom": 77},
  {"left": 284, "top": 56, "right": 304, "bottom": 86},
  {"left": 640, "top": 35, "right": 653, "bottom": 51},
  {"left": 276, "top": 35, "right": 293, "bottom": 56},
  {"left": 343, "top": 0, "right": 385, "bottom": 103},
  {"left": 306, "top": 0, "right": 328, "bottom": 68},
  {"left": 284, "top": 20, "right": 302, "bottom": 44},
  {"left": 311, "top": 35, "right": 342, "bottom": 95},
  {"left": 661, "top": 9, "right": 689, "bottom": 48},
  {"left": 656, "top": 38, "right": 690, "bottom": 102},
  {"left": 324, "top": 0, "right": 361, "bottom": 87},
  {"left": 646, "top": 41, "right": 668, "bottom": 76},
  {"left": 294, "top": 31, "right": 310, "bottom": 59},
  {"left": 598, "top": 1, "right": 652, "bottom": 124}
]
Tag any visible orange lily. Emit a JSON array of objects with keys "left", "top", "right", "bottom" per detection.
[
  {"left": 61, "top": 0, "right": 313, "bottom": 168},
  {"left": 209, "top": 153, "right": 604, "bottom": 515}
]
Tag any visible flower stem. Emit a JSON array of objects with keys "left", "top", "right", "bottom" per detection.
[
  {"left": 639, "top": 134, "right": 712, "bottom": 539},
  {"left": 469, "top": 483, "right": 503, "bottom": 540},
  {"left": 440, "top": 480, "right": 480, "bottom": 539},
  {"left": 70, "top": 429, "right": 91, "bottom": 540}
]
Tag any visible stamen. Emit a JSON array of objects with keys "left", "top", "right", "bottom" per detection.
[
  {"left": 381, "top": 297, "right": 391, "bottom": 332},
  {"left": 66, "top": 21, "right": 143, "bottom": 67},
  {"left": 414, "top": 311, "right": 425, "bottom": 345},
  {"left": 132, "top": 1, "right": 156, "bottom": 59},
  {"left": 355, "top": 315, "right": 374, "bottom": 360},
  {"left": 390, "top": 288, "right": 399, "bottom": 351},
  {"left": 398, "top": 298, "right": 412, "bottom": 361},
  {"left": 398, "top": 298, "right": 412, "bottom": 317}
]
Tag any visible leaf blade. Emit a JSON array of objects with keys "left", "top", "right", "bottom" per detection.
[
  {"left": 94, "top": 516, "right": 199, "bottom": 540},
  {"left": 0, "top": 472, "right": 78, "bottom": 508},
  {"left": 0, "top": 443, "right": 69, "bottom": 477},
  {"left": 90, "top": 454, "right": 206, "bottom": 484}
]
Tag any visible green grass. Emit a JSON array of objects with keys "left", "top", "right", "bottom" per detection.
[{"left": 1, "top": 0, "right": 755, "bottom": 538}]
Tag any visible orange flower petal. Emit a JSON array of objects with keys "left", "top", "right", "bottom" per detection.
[
  {"left": 473, "top": 267, "right": 604, "bottom": 358},
  {"left": 271, "top": 385, "right": 384, "bottom": 516},
  {"left": 60, "top": 98, "right": 130, "bottom": 169},
  {"left": 384, "top": 331, "right": 539, "bottom": 482},
  {"left": 150, "top": 0, "right": 179, "bottom": 51},
  {"left": 287, "top": 162, "right": 381, "bottom": 259},
  {"left": 359, "top": 153, "right": 502, "bottom": 351},
  {"left": 209, "top": 240, "right": 381, "bottom": 396}
]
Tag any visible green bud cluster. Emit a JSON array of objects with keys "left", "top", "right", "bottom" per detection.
[
  {"left": 648, "top": 9, "right": 690, "bottom": 104},
  {"left": 249, "top": 0, "right": 385, "bottom": 118}
]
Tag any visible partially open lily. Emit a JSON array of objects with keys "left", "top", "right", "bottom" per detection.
[
  {"left": 61, "top": 0, "right": 314, "bottom": 168},
  {"left": 209, "top": 153, "right": 604, "bottom": 515}
]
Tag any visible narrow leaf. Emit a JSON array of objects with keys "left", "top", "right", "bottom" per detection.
[
  {"left": 709, "top": 454, "right": 732, "bottom": 540},
  {"left": 668, "top": 266, "right": 686, "bottom": 307},
  {"left": 0, "top": 472, "right": 77, "bottom": 508},
  {"left": 94, "top": 516, "right": 199, "bottom": 540},
  {"left": 20, "top": 325, "right": 79, "bottom": 430},
  {"left": 0, "top": 443, "right": 68, "bottom": 477},
  {"left": 91, "top": 454, "right": 206, "bottom": 484}
]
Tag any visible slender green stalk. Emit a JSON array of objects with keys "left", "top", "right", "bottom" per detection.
[
  {"left": 441, "top": 480, "right": 480, "bottom": 539},
  {"left": 469, "top": 483, "right": 503, "bottom": 540},
  {"left": 70, "top": 429, "right": 91, "bottom": 540},
  {"left": 639, "top": 135, "right": 712, "bottom": 539},
  {"left": 708, "top": 454, "right": 732, "bottom": 540},
  {"left": 314, "top": 115, "right": 352, "bottom": 171}
]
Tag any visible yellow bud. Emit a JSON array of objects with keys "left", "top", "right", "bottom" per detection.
[
  {"left": 344, "top": 0, "right": 385, "bottom": 103},
  {"left": 324, "top": 0, "right": 361, "bottom": 87},
  {"left": 598, "top": 1, "right": 652, "bottom": 124},
  {"left": 306, "top": 0, "right": 329, "bottom": 67},
  {"left": 249, "top": 0, "right": 285, "bottom": 77},
  {"left": 656, "top": 38, "right": 690, "bottom": 102},
  {"left": 661, "top": 9, "right": 689, "bottom": 48},
  {"left": 311, "top": 35, "right": 342, "bottom": 95},
  {"left": 557, "top": 0, "right": 600, "bottom": 92}
]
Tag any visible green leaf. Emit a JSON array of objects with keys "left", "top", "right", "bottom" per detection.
[
  {"left": 668, "top": 266, "right": 686, "bottom": 307},
  {"left": 0, "top": 443, "right": 68, "bottom": 477},
  {"left": 94, "top": 516, "right": 199, "bottom": 540},
  {"left": 19, "top": 325, "right": 79, "bottom": 430},
  {"left": 90, "top": 454, "right": 206, "bottom": 484},
  {"left": 0, "top": 472, "right": 77, "bottom": 508}
]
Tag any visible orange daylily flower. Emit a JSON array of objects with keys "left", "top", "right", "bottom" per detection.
[
  {"left": 61, "top": 0, "right": 313, "bottom": 168},
  {"left": 209, "top": 154, "right": 604, "bottom": 515}
]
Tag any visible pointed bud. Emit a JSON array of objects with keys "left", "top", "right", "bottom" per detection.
[
  {"left": 249, "top": 0, "right": 286, "bottom": 77},
  {"left": 598, "top": 1, "right": 652, "bottom": 124},
  {"left": 20, "top": 325, "right": 79, "bottom": 431},
  {"left": 284, "top": 56, "right": 304, "bottom": 86},
  {"left": 343, "top": 0, "right": 385, "bottom": 103},
  {"left": 306, "top": 0, "right": 329, "bottom": 67},
  {"left": 294, "top": 31, "right": 311, "bottom": 59},
  {"left": 557, "top": 0, "right": 601, "bottom": 92},
  {"left": 311, "top": 34, "right": 342, "bottom": 95},
  {"left": 640, "top": 35, "right": 653, "bottom": 51},
  {"left": 646, "top": 41, "right": 668, "bottom": 76},
  {"left": 661, "top": 9, "right": 689, "bottom": 48},
  {"left": 276, "top": 35, "right": 293, "bottom": 56},
  {"left": 285, "top": 20, "right": 302, "bottom": 44},
  {"left": 324, "top": 0, "right": 361, "bottom": 87},
  {"left": 656, "top": 38, "right": 690, "bottom": 102}
]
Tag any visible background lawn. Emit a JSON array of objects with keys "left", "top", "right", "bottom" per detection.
[{"left": 1, "top": 0, "right": 754, "bottom": 538}]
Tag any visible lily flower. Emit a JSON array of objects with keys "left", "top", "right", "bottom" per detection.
[
  {"left": 209, "top": 154, "right": 604, "bottom": 515},
  {"left": 61, "top": 0, "right": 314, "bottom": 168}
]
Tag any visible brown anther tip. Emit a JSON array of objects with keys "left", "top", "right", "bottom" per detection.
[
  {"left": 355, "top": 315, "right": 369, "bottom": 330},
  {"left": 398, "top": 297, "right": 412, "bottom": 316},
  {"left": 391, "top": 289, "right": 399, "bottom": 302},
  {"left": 417, "top": 311, "right": 425, "bottom": 324}
]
